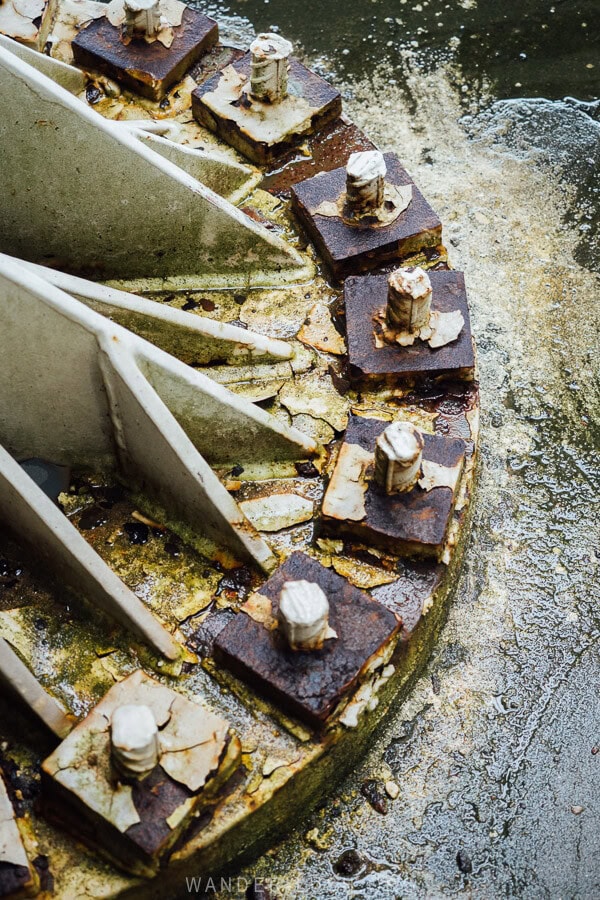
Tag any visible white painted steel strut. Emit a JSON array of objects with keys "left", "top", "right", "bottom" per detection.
[
  {"left": 19, "top": 260, "right": 294, "bottom": 365},
  {"left": 0, "top": 37, "right": 313, "bottom": 291},
  {"left": 0, "top": 636, "right": 73, "bottom": 739},
  {"left": 0, "top": 256, "right": 317, "bottom": 659}
]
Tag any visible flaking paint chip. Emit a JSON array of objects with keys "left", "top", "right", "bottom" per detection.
[
  {"left": 298, "top": 302, "right": 347, "bottom": 355},
  {"left": 240, "top": 493, "right": 314, "bottom": 532}
]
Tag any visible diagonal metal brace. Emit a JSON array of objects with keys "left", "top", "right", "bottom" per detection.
[
  {"left": 0, "top": 636, "right": 74, "bottom": 739},
  {"left": 0, "top": 256, "right": 316, "bottom": 575},
  {"left": 20, "top": 260, "right": 293, "bottom": 365},
  {"left": 0, "top": 445, "right": 184, "bottom": 661},
  {"left": 0, "top": 38, "right": 313, "bottom": 290}
]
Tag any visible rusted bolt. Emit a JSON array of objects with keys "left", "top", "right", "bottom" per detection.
[
  {"left": 110, "top": 704, "right": 159, "bottom": 779},
  {"left": 346, "top": 150, "right": 387, "bottom": 215},
  {"left": 278, "top": 579, "right": 330, "bottom": 650},
  {"left": 249, "top": 33, "right": 293, "bottom": 102},
  {"left": 386, "top": 266, "right": 432, "bottom": 332},
  {"left": 123, "top": 0, "right": 161, "bottom": 41},
  {"left": 374, "top": 421, "right": 424, "bottom": 495}
]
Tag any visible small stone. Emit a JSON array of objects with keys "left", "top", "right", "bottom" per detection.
[
  {"left": 360, "top": 779, "right": 388, "bottom": 814},
  {"left": 79, "top": 505, "right": 108, "bottom": 530},
  {"left": 123, "top": 521, "right": 149, "bottom": 544},
  {"left": 456, "top": 849, "right": 473, "bottom": 874},
  {"left": 384, "top": 779, "right": 399, "bottom": 799},
  {"left": 85, "top": 83, "right": 103, "bottom": 105},
  {"left": 571, "top": 805, "right": 585, "bottom": 815},
  {"left": 333, "top": 848, "right": 364, "bottom": 877},
  {"left": 295, "top": 460, "right": 319, "bottom": 478}
]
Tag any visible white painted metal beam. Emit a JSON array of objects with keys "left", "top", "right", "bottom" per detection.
[
  {"left": 0, "top": 636, "right": 73, "bottom": 739},
  {"left": 0, "top": 34, "right": 263, "bottom": 205},
  {"left": 0, "top": 32, "right": 86, "bottom": 92},
  {"left": 0, "top": 40, "right": 313, "bottom": 290},
  {"left": 20, "top": 260, "right": 293, "bottom": 365},
  {"left": 0, "top": 257, "right": 316, "bottom": 574}
]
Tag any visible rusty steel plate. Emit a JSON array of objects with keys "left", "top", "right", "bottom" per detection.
[
  {"left": 41, "top": 671, "right": 240, "bottom": 878},
  {"left": 191, "top": 54, "right": 342, "bottom": 164},
  {"left": 72, "top": 9, "right": 218, "bottom": 100},
  {"left": 322, "top": 415, "right": 467, "bottom": 558},
  {"left": 291, "top": 152, "right": 443, "bottom": 280},
  {"left": 345, "top": 269, "right": 475, "bottom": 386},
  {"left": 261, "top": 118, "right": 376, "bottom": 197},
  {"left": 213, "top": 552, "right": 401, "bottom": 730}
]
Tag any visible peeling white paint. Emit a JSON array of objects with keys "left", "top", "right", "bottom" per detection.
[
  {"left": 200, "top": 65, "right": 319, "bottom": 148},
  {"left": 158, "top": 695, "right": 228, "bottom": 793},
  {"left": 427, "top": 309, "right": 465, "bottom": 348},
  {"left": 240, "top": 493, "right": 314, "bottom": 532},
  {"left": 298, "top": 302, "right": 346, "bottom": 356},
  {"left": 0, "top": 776, "right": 29, "bottom": 868},
  {"left": 339, "top": 664, "right": 395, "bottom": 729},
  {"left": 107, "top": 0, "right": 184, "bottom": 48},
  {"left": 0, "top": 0, "right": 45, "bottom": 43},
  {"left": 419, "top": 458, "right": 462, "bottom": 493},
  {"left": 322, "top": 442, "right": 373, "bottom": 522},
  {"left": 313, "top": 182, "right": 412, "bottom": 227}
]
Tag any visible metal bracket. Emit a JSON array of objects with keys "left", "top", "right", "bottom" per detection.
[{"left": 19, "top": 260, "right": 294, "bottom": 365}]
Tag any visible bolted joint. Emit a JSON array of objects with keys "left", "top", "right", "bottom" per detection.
[
  {"left": 374, "top": 421, "right": 424, "bottom": 495},
  {"left": 278, "top": 579, "right": 331, "bottom": 651},
  {"left": 123, "top": 0, "right": 161, "bottom": 41},
  {"left": 249, "top": 33, "right": 293, "bottom": 103},
  {"left": 386, "top": 266, "right": 432, "bottom": 332},
  {"left": 111, "top": 704, "right": 159, "bottom": 780},
  {"left": 346, "top": 150, "right": 387, "bottom": 215}
]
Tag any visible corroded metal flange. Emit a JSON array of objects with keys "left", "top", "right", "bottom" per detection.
[{"left": 0, "top": 7, "right": 480, "bottom": 897}]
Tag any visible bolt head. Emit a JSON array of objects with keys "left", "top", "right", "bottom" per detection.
[
  {"left": 124, "top": 0, "right": 159, "bottom": 13},
  {"left": 346, "top": 150, "right": 387, "bottom": 184},
  {"left": 378, "top": 421, "right": 424, "bottom": 465},
  {"left": 250, "top": 32, "right": 293, "bottom": 61},
  {"left": 111, "top": 704, "right": 159, "bottom": 778},
  {"left": 278, "top": 580, "right": 329, "bottom": 650},
  {"left": 388, "top": 266, "right": 432, "bottom": 301}
]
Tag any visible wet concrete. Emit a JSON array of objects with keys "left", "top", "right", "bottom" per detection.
[{"left": 195, "top": 1, "right": 600, "bottom": 896}]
